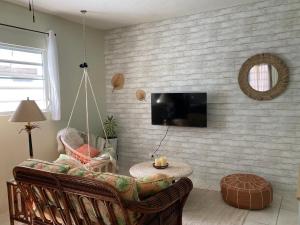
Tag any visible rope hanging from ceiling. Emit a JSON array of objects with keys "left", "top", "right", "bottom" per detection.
[{"left": 65, "top": 10, "right": 110, "bottom": 162}]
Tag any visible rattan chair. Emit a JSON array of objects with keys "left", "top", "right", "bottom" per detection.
[{"left": 13, "top": 166, "right": 193, "bottom": 225}]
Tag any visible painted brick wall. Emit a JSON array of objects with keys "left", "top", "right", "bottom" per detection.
[{"left": 104, "top": 0, "right": 300, "bottom": 192}]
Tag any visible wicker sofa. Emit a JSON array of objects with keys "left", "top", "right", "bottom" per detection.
[{"left": 13, "top": 165, "right": 193, "bottom": 225}]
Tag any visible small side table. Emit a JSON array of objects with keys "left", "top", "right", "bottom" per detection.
[
  {"left": 7, "top": 180, "right": 31, "bottom": 225},
  {"left": 129, "top": 161, "right": 193, "bottom": 179}
]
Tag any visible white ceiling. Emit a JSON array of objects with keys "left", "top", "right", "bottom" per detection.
[{"left": 5, "top": 0, "right": 258, "bottom": 30}]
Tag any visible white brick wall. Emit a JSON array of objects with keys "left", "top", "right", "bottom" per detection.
[{"left": 104, "top": 0, "right": 300, "bottom": 192}]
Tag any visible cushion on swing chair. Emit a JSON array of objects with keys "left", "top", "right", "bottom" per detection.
[
  {"left": 57, "top": 128, "right": 103, "bottom": 164},
  {"left": 76, "top": 144, "right": 100, "bottom": 158},
  {"left": 69, "top": 150, "right": 93, "bottom": 164},
  {"left": 54, "top": 154, "right": 83, "bottom": 169},
  {"left": 58, "top": 128, "right": 85, "bottom": 150}
]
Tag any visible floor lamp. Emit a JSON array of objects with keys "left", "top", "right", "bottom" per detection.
[{"left": 9, "top": 98, "right": 46, "bottom": 158}]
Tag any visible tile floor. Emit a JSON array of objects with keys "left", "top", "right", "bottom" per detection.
[
  {"left": 1, "top": 188, "right": 298, "bottom": 225},
  {"left": 243, "top": 191, "right": 298, "bottom": 225},
  {"left": 183, "top": 188, "right": 298, "bottom": 225}
]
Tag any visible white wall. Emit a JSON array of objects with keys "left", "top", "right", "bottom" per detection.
[
  {"left": 104, "top": 0, "right": 300, "bottom": 194},
  {"left": 0, "top": 1, "right": 106, "bottom": 212}
]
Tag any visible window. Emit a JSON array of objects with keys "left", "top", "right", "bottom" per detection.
[{"left": 0, "top": 43, "right": 47, "bottom": 113}]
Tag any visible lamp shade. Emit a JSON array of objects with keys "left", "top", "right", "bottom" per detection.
[{"left": 9, "top": 99, "right": 46, "bottom": 122}]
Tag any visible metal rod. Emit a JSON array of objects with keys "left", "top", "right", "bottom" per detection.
[{"left": 0, "top": 23, "right": 56, "bottom": 36}]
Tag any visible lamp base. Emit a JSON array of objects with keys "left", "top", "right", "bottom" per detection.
[
  {"left": 19, "top": 122, "right": 39, "bottom": 158},
  {"left": 28, "top": 131, "right": 33, "bottom": 158}
]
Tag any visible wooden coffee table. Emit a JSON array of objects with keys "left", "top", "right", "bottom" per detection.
[{"left": 129, "top": 161, "right": 193, "bottom": 179}]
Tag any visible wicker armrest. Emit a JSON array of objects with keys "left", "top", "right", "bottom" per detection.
[{"left": 125, "top": 177, "right": 193, "bottom": 213}]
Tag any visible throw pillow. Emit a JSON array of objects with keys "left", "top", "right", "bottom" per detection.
[
  {"left": 136, "top": 173, "right": 174, "bottom": 199},
  {"left": 75, "top": 144, "right": 100, "bottom": 158},
  {"left": 60, "top": 128, "right": 85, "bottom": 149}
]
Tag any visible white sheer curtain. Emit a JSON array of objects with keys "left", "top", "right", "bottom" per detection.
[{"left": 47, "top": 30, "right": 61, "bottom": 120}]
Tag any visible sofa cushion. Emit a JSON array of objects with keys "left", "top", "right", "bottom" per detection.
[
  {"left": 94, "top": 173, "right": 140, "bottom": 225},
  {"left": 54, "top": 154, "right": 83, "bottom": 169},
  {"left": 67, "top": 168, "right": 140, "bottom": 225},
  {"left": 94, "top": 172, "right": 139, "bottom": 201},
  {"left": 20, "top": 159, "right": 70, "bottom": 174},
  {"left": 67, "top": 167, "right": 96, "bottom": 178},
  {"left": 136, "top": 173, "right": 174, "bottom": 199},
  {"left": 68, "top": 168, "right": 138, "bottom": 201}
]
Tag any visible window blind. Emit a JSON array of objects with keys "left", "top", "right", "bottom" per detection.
[{"left": 0, "top": 43, "right": 47, "bottom": 113}]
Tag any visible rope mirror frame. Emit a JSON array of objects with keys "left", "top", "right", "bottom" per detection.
[{"left": 238, "top": 53, "right": 289, "bottom": 101}]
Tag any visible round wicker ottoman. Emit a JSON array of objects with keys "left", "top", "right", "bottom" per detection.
[{"left": 220, "top": 174, "right": 273, "bottom": 210}]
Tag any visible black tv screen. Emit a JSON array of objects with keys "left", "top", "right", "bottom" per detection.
[{"left": 151, "top": 93, "right": 207, "bottom": 127}]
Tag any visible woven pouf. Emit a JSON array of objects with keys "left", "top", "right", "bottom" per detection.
[{"left": 220, "top": 174, "right": 273, "bottom": 210}]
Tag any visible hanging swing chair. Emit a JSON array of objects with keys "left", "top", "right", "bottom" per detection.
[{"left": 57, "top": 10, "right": 116, "bottom": 172}]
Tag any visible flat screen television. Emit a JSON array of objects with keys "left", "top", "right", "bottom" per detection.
[{"left": 151, "top": 93, "right": 207, "bottom": 127}]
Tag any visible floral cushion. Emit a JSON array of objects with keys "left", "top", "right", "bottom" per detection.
[
  {"left": 136, "top": 173, "right": 174, "bottom": 199},
  {"left": 54, "top": 154, "right": 83, "bottom": 169},
  {"left": 67, "top": 168, "right": 139, "bottom": 225},
  {"left": 94, "top": 173, "right": 139, "bottom": 200},
  {"left": 67, "top": 167, "right": 95, "bottom": 178},
  {"left": 94, "top": 173, "right": 140, "bottom": 225},
  {"left": 19, "top": 159, "right": 70, "bottom": 174}
]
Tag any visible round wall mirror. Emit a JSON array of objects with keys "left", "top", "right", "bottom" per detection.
[
  {"left": 238, "top": 53, "right": 288, "bottom": 100},
  {"left": 248, "top": 64, "right": 279, "bottom": 91}
]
